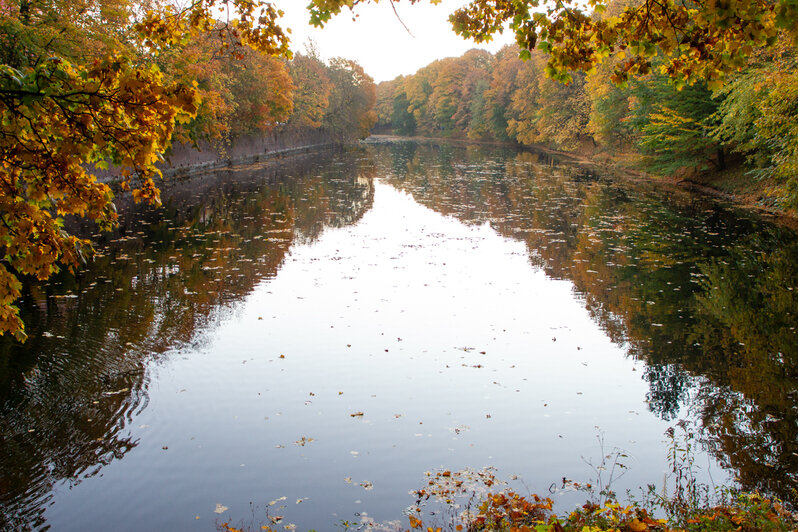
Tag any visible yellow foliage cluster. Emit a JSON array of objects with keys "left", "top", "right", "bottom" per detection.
[{"left": 0, "top": 53, "right": 199, "bottom": 339}]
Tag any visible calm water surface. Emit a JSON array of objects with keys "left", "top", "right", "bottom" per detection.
[{"left": 1, "top": 140, "right": 796, "bottom": 530}]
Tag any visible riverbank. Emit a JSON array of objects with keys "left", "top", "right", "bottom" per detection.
[
  {"left": 161, "top": 141, "right": 337, "bottom": 181},
  {"left": 92, "top": 129, "right": 340, "bottom": 183},
  {"left": 590, "top": 149, "right": 798, "bottom": 229}
]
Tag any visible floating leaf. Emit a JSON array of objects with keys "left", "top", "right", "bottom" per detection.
[{"left": 294, "top": 436, "right": 314, "bottom": 446}]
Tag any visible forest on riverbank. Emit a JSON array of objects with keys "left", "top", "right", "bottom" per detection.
[
  {"left": 374, "top": 4, "right": 797, "bottom": 214},
  {"left": 4, "top": 2, "right": 377, "bottom": 150},
  {"left": 0, "top": 0, "right": 377, "bottom": 339}
]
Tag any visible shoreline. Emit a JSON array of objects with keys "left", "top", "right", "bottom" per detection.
[
  {"left": 160, "top": 141, "right": 339, "bottom": 181},
  {"left": 366, "top": 134, "right": 798, "bottom": 228}
]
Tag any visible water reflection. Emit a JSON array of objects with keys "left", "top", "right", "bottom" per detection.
[
  {"left": 376, "top": 140, "right": 798, "bottom": 503},
  {"left": 0, "top": 140, "right": 796, "bottom": 530},
  {"left": 0, "top": 148, "right": 375, "bottom": 529}
]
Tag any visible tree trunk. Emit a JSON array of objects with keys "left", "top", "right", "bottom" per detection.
[{"left": 717, "top": 147, "right": 726, "bottom": 171}]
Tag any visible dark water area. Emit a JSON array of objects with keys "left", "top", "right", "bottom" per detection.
[{"left": 0, "top": 140, "right": 796, "bottom": 530}]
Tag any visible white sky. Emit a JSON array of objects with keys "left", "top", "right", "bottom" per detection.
[{"left": 277, "top": 1, "right": 515, "bottom": 83}]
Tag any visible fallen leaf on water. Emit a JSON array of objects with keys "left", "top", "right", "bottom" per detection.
[
  {"left": 350, "top": 412, "right": 364, "bottom": 417},
  {"left": 214, "top": 504, "right": 228, "bottom": 514},
  {"left": 102, "top": 388, "right": 130, "bottom": 396},
  {"left": 278, "top": 355, "right": 285, "bottom": 359},
  {"left": 294, "top": 436, "right": 314, "bottom": 446},
  {"left": 267, "top": 497, "right": 287, "bottom": 506}
]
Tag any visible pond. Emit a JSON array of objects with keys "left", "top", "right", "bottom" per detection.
[{"left": 1, "top": 139, "right": 796, "bottom": 530}]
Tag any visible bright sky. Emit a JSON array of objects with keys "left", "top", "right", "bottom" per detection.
[{"left": 278, "top": 1, "right": 515, "bottom": 83}]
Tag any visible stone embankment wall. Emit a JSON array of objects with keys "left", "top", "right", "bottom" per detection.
[{"left": 93, "top": 128, "right": 337, "bottom": 182}]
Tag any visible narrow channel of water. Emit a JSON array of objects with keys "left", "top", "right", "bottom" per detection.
[{"left": 1, "top": 141, "right": 795, "bottom": 530}]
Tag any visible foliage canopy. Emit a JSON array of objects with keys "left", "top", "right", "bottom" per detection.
[
  {"left": 309, "top": 0, "right": 797, "bottom": 87},
  {"left": 448, "top": 0, "right": 797, "bottom": 88}
]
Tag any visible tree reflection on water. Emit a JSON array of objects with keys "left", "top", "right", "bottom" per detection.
[
  {"left": 379, "top": 140, "right": 798, "bottom": 504},
  {"left": 0, "top": 148, "right": 375, "bottom": 529},
  {"left": 1, "top": 141, "right": 796, "bottom": 530}
]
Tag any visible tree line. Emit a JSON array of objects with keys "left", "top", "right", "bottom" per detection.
[
  {"left": 375, "top": 11, "right": 797, "bottom": 209},
  {"left": 160, "top": 38, "right": 377, "bottom": 148}
]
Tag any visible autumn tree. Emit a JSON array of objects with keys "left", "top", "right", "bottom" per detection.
[
  {"left": 446, "top": 0, "right": 798, "bottom": 87},
  {"left": 403, "top": 63, "right": 438, "bottom": 135},
  {"left": 391, "top": 88, "right": 417, "bottom": 135},
  {"left": 713, "top": 38, "right": 798, "bottom": 207},
  {"left": 374, "top": 77, "right": 399, "bottom": 131},
  {"left": 452, "top": 49, "right": 493, "bottom": 139},
  {"left": 585, "top": 57, "right": 636, "bottom": 152},
  {"left": 323, "top": 58, "right": 377, "bottom": 141},
  {"left": 0, "top": 0, "right": 298, "bottom": 340},
  {"left": 156, "top": 31, "right": 236, "bottom": 146},
  {"left": 630, "top": 74, "right": 722, "bottom": 174},
  {"left": 482, "top": 45, "right": 523, "bottom": 141},
  {"left": 505, "top": 52, "right": 545, "bottom": 146},
  {"left": 375, "top": 78, "right": 416, "bottom": 135},
  {"left": 286, "top": 51, "right": 332, "bottom": 133},
  {"left": 535, "top": 69, "right": 592, "bottom": 150},
  {"left": 224, "top": 49, "right": 294, "bottom": 138}
]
